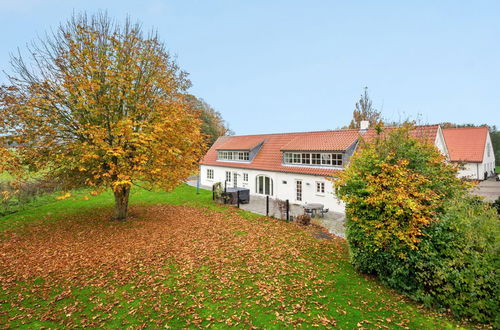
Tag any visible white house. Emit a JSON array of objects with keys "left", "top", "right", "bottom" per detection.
[
  {"left": 199, "top": 123, "right": 449, "bottom": 213},
  {"left": 442, "top": 126, "right": 496, "bottom": 180}
]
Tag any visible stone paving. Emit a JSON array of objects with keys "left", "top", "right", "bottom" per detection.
[
  {"left": 235, "top": 195, "right": 347, "bottom": 238},
  {"left": 472, "top": 177, "right": 500, "bottom": 203},
  {"left": 186, "top": 177, "right": 347, "bottom": 237}
]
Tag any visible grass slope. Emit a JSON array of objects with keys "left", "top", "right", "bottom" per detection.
[{"left": 0, "top": 185, "right": 463, "bottom": 328}]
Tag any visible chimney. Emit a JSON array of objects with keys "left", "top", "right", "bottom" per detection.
[{"left": 360, "top": 120, "right": 369, "bottom": 130}]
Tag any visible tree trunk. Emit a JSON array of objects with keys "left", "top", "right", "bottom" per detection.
[{"left": 113, "top": 184, "right": 130, "bottom": 220}]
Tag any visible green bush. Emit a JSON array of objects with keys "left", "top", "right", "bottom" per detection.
[
  {"left": 413, "top": 197, "right": 499, "bottom": 324},
  {"left": 335, "top": 126, "right": 499, "bottom": 325}
]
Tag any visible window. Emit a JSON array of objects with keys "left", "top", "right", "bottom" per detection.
[
  {"left": 321, "top": 153, "right": 331, "bottom": 165},
  {"left": 233, "top": 172, "right": 238, "bottom": 187},
  {"left": 283, "top": 152, "right": 343, "bottom": 167},
  {"left": 243, "top": 173, "right": 248, "bottom": 182},
  {"left": 225, "top": 171, "right": 231, "bottom": 182},
  {"left": 238, "top": 152, "right": 249, "bottom": 161},
  {"left": 296, "top": 180, "right": 302, "bottom": 201},
  {"left": 207, "top": 169, "right": 214, "bottom": 180},
  {"left": 311, "top": 153, "right": 321, "bottom": 165},
  {"left": 332, "top": 153, "right": 343, "bottom": 166},
  {"left": 218, "top": 150, "right": 249, "bottom": 161},
  {"left": 256, "top": 175, "right": 273, "bottom": 195},
  {"left": 487, "top": 143, "right": 491, "bottom": 157},
  {"left": 316, "top": 182, "right": 325, "bottom": 193}
]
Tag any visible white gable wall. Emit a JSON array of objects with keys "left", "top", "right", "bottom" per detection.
[
  {"left": 435, "top": 126, "right": 449, "bottom": 159},
  {"left": 483, "top": 132, "right": 496, "bottom": 177},
  {"left": 200, "top": 165, "right": 345, "bottom": 213}
]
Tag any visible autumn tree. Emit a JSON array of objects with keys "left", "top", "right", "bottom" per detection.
[
  {"left": 0, "top": 13, "right": 204, "bottom": 220},
  {"left": 347, "top": 87, "right": 382, "bottom": 129},
  {"left": 185, "top": 95, "right": 233, "bottom": 146},
  {"left": 334, "top": 126, "right": 498, "bottom": 323}
]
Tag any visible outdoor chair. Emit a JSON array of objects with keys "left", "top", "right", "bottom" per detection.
[
  {"left": 319, "top": 208, "right": 329, "bottom": 218},
  {"left": 304, "top": 208, "right": 313, "bottom": 216}
]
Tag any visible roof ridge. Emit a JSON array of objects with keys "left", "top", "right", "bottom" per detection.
[
  {"left": 223, "top": 128, "right": 361, "bottom": 138},
  {"left": 227, "top": 124, "right": 442, "bottom": 138},
  {"left": 442, "top": 126, "right": 489, "bottom": 131}
]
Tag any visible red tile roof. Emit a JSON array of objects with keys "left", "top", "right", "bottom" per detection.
[
  {"left": 442, "top": 127, "right": 488, "bottom": 162},
  {"left": 281, "top": 130, "right": 360, "bottom": 151},
  {"left": 215, "top": 136, "right": 264, "bottom": 150},
  {"left": 200, "top": 125, "right": 443, "bottom": 176},
  {"left": 361, "top": 125, "right": 440, "bottom": 145},
  {"left": 201, "top": 130, "right": 359, "bottom": 176}
]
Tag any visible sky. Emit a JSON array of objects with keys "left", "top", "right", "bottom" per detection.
[{"left": 0, "top": 0, "right": 499, "bottom": 135}]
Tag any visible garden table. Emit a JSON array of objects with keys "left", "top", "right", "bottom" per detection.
[{"left": 304, "top": 203, "right": 324, "bottom": 217}]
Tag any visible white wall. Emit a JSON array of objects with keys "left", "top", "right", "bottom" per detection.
[
  {"left": 200, "top": 165, "right": 345, "bottom": 213},
  {"left": 456, "top": 162, "right": 481, "bottom": 180},
  {"left": 483, "top": 133, "right": 496, "bottom": 177}
]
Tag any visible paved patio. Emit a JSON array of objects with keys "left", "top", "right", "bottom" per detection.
[
  {"left": 186, "top": 177, "right": 347, "bottom": 237},
  {"left": 237, "top": 195, "right": 346, "bottom": 237},
  {"left": 472, "top": 177, "right": 500, "bottom": 203}
]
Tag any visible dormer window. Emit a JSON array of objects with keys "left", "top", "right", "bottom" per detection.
[
  {"left": 283, "top": 152, "right": 343, "bottom": 167},
  {"left": 218, "top": 150, "right": 250, "bottom": 161}
]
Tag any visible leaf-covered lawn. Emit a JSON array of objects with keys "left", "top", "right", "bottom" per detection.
[{"left": 0, "top": 186, "right": 463, "bottom": 328}]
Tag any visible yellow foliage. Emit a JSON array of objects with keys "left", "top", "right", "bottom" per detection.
[
  {"left": 56, "top": 192, "right": 72, "bottom": 200},
  {"left": 0, "top": 15, "right": 205, "bottom": 214}
]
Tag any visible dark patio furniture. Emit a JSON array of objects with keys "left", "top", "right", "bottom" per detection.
[
  {"left": 319, "top": 208, "right": 329, "bottom": 218},
  {"left": 304, "top": 203, "right": 324, "bottom": 217},
  {"left": 223, "top": 187, "right": 250, "bottom": 204}
]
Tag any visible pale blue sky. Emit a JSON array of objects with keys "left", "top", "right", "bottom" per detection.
[{"left": 1, "top": 0, "right": 499, "bottom": 134}]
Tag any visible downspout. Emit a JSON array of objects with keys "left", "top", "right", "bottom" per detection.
[{"left": 477, "top": 163, "right": 479, "bottom": 180}]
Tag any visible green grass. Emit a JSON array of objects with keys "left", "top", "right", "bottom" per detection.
[
  {"left": 0, "top": 172, "right": 13, "bottom": 182},
  {"left": 496, "top": 166, "right": 500, "bottom": 174},
  {"left": 0, "top": 185, "right": 466, "bottom": 328},
  {"left": 0, "top": 184, "right": 231, "bottom": 232}
]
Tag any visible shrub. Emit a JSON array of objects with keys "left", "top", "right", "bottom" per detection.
[
  {"left": 413, "top": 197, "right": 499, "bottom": 324},
  {"left": 334, "top": 125, "right": 499, "bottom": 324},
  {"left": 492, "top": 196, "right": 500, "bottom": 214},
  {"left": 295, "top": 214, "right": 311, "bottom": 226}
]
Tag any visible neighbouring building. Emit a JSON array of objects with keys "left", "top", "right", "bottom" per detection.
[
  {"left": 199, "top": 123, "right": 449, "bottom": 213},
  {"left": 442, "top": 126, "right": 496, "bottom": 180}
]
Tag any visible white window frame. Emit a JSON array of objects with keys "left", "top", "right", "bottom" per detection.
[
  {"left": 296, "top": 180, "right": 302, "bottom": 201},
  {"left": 243, "top": 173, "right": 248, "bottom": 182},
  {"left": 283, "top": 152, "right": 343, "bottom": 167},
  {"left": 225, "top": 171, "right": 231, "bottom": 182},
  {"left": 218, "top": 150, "right": 250, "bottom": 162},
  {"left": 256, "top": 175, "right": 273, "bottom": 196},
  {"left": 207, "top": 169, "right": 214, "bottom": 180},
  {"left": 316, "top": 181, "right": 325, "bottom": 194}
]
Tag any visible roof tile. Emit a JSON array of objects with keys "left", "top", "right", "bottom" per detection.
[{"left": 442, "top": 127, "right": 488, "bottom": 162}]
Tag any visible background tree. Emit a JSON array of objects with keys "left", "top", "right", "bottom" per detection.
[
  {"left": 185, "top": 95, "right": 233, "bottom": 146},
  {"left": 490, "top": 126, "right": 500, "bottom": 167},
  {"left": 347, "top": 87, "right": 382, "bottom": 129},
  {"left": 0, "top": 13, "right": 204, "bottom": 220}
]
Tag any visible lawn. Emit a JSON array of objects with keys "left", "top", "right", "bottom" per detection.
[
  {"left": 0, "top": 185, "right": 464, "bottom": 328},
  {"left": 496, "top": 165, "right": 500, "bottom": 174}
]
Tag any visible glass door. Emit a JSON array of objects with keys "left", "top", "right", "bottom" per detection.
[{"left": 296, "top": 180, "right": 302, "bottom": 201}]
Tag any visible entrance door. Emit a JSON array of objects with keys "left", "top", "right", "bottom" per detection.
[
  {"left": 233, "top": 172, "right": 238, "bottom": 187},
  {"left": 296, "top": 180, "right": 302, "bottom": 201}
]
